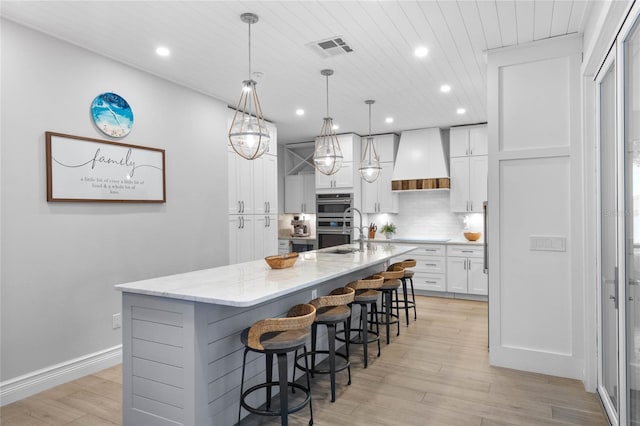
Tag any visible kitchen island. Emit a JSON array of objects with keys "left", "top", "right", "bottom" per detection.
[{"left": 115, "top": 243, "right": 416, "bottom": 426}]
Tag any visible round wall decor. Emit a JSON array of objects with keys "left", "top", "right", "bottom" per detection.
[{"left": 91, "top": 92, "right": 134, "bottom": 138}]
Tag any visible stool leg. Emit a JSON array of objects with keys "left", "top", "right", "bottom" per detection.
[
  {"left": 327, "top": 324, "right": 337, "bottom": 402},
  {"left": 394, "top": 288, "right": 401, "bottom": 323},
  {"left": 361, "top": 303, "right": 369, "bottom": 368},
  {"left": 384, "top": 291, "right": 390, "bottom": 345},
  {"left": 238, "top": 348, "right": 249, "bottom": 425},
  {"left": 265, "top": 353, "right": 273, "bottom": 411},
  {"left": 374, "top": 303, "right": 381, "bottom": 358},
  {"left": 344, "top": 318, "right": 351, "bottom": 386},
  {"left": 277, "top": 352, "right": 289, "bottom": 426},
  {"left": 310, "top": 322, "right": 317, "bottom": 378},
  {"left": 410, "top": 276, "right": 417, "bottom": 320},
  {"left": 401, "top": 278, "right": 410, "bottom": 326},
  {"left": 302, "top": 345, "right": 314, "bottom": 426}
]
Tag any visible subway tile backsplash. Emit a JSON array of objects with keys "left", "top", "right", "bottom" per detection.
[{"left": 367, "top": 191, "right": 467, "bottom": 239}]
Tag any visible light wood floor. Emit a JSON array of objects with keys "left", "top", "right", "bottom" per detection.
[{"left": 0, "top": 296, "right": 609, "bottom": 426}]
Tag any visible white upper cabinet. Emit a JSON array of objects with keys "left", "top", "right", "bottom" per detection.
[
  {"left": 449, "top": 124, "right": 487, "bottom": 213},
  {"left": 450, "top": 125, "right": 488, "bottom": 157},
  {"left": 254, "top": 154, "right": 277, "bottom": 215},
  {"left": 228, "top": 150, "right": 254, "bottom": 215},
  {"left": 316, "top": 134, "right": 356, "bottom": 191},
  {"left": 362, "top": 162, "right": 397, "bottom": 213},
  {"left": 284, "top": 173, "right": 315, "bottom": 213}
]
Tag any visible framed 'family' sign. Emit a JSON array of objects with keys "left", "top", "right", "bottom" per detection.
[{"left": 45, "top": 132, "right": 166, "bottom": 202}]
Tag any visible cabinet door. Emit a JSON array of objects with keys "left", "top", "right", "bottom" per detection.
[
  {"left": 285, "top": 175, "right": 304, "bottom": 213},
  {"left": 361, "top": 175, "right": 378, "bottom": 213},
  {"left": 333, "top": 162, "right": 353, "bottom": 188},
  {"left": 254, "top": 215, "right": 278, "bottom": 259},
  {"left": 469, "top": 156, "right": 488, "bottom": 212},
  {"left": 253, "top": 156, "right": 265, "bottom": 215},
  {"left": 446, "top": 257, "right": 468, "bottom": 293},
  {"left": 302, "top": 174, "right": 316, "bottom": 213},
  {"left": 228, "top": 151, "right": 254, "bottom": 215},
  {"left": 228, "top": 215, "right": 254, "bottom": 264},
  {"left": 469, "top": 126, "right": 488, "bottom": 156},
  {"left": 337, "top": 134, "right": 354, "bottom": 162},
  {"left": 262, "top": 155, "right": 278, "bottom": 214},
  {"left": 315, "top": 169, "right": 334, "bottom": 189},
  {"left": 377, "top": 162, "right": 398, "bottom": 213},
  {"left": 361, "top": 134, "right": 396, "bottom": 163},
  {"left": 414, "top": 273, "right": 446, "bottom": 292},
  {"left": 449, "top": 127, "right": 470, "bottom": 157},
  {"left": 449, "top": 157, "right": 470, "bottom": 212},
  {"left": 468, "top": 258, "right": 488, "bottom": 295}
]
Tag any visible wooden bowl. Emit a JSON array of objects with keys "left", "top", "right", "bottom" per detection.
[
  {"left": 464, "top": 232, "right": 481, "bottom": 241},
  {"left": 265, "top": 252, "right": 299, "bottom": 269}
]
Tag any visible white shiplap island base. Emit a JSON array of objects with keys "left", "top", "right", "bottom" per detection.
[{"left": 115, "top": 243, "right": 416, "bottom": 426}]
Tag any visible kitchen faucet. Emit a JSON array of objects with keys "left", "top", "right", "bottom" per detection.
[{"left": 342, "top": 207, "right": 368, "bottom": 251}]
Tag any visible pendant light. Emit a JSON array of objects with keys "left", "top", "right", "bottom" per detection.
[
  {"left": 314, "top": 69, "right": 343, "bottom": 175},
  {"left": 228, "top": 12, "right": 270, "bottom": 160},
  {"left": 359, "top": 99, "right": 382, "bottom": 183}
]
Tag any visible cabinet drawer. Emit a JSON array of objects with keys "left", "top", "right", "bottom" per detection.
[
  {"left": 278, "top": 240, "right": 291, "bottom": 250},
  {"left": 447, "top": 245, "right": 484, "bottom": 258},
  {"left": 413, "top": 273, "right": 446, "bottom": 292},
  {"left": 411, "top": 244, "right": 446, "bottom": 256},
  {"left": 413, "top": 256, "right": 445, "bottom": 274}
]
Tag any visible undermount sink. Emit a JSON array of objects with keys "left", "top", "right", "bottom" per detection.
[{"left": 326, "top": 248, "right": 358, "bottom": 254}]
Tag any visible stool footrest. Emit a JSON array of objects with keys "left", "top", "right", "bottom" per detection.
[
  {"left": 368, "top": 312, "right": 400, "bottom": 327},
  {"left": 241, "top": 382, "right": 311, "bottom": 417},
  {"left": 295, "top": 351, "right": 350, "bottom": 375},
  {"left": 335, "top": 327, "right": 379, "bottom": 345}
]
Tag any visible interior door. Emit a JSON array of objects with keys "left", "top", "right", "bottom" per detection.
[
  {"left": 597, "top": 51, "right": 620, "bottom": 424},
  {"left": 624, "top": 15, "right": 640, "bottom": 424}
]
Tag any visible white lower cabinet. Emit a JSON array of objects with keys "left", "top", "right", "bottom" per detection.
[
  {"left": 391, "top": 242, "right": 486, "bottom": 296},
  {"left": 255, "top": 215, "right": 278, "bottom": 259},
  {"left": 229, "top": 215, "right": 255, "bottom": 264},
  {"left": 446, "top": 245, "right": 487, "bottom": 295}
]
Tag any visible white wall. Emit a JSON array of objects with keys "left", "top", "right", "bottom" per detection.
[
  {"left": 367, "top": 191, "right": 466, "bottom": 240},
  {"left": 0, "top": 20, "right": 229, "bottom": 387}
]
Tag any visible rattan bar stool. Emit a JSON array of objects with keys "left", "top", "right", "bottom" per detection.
[
  {"left": 390, "top": 259, "right": 417, "bottom": 325},
  {"left": 373, "top": 265, "right": 404, "bottom": 344},
  {"left": 340, "top": 274, "right": 384, "bottom": 368},
  {"left": 294, "top": 287, "right": 355, "bottom": 402},
  {"left": 238, "top": 304, "right": 316, "bottom": 426}
]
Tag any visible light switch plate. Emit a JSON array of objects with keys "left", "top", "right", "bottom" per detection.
[{"left": 529, "top": 235, "right": 567, "bottom": 252}]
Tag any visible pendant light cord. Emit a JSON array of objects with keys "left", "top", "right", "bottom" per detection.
[
  {"left": 325, "top": 74, "right": 330, "bottom": 117},
  {"left": 248, "top": 22, "right": 252, "bottom": 79},
  {"left": 368, "top": 102, "right": 372, "bottom": 136}
]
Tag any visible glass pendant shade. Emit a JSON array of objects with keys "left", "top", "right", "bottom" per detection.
[
  {"left": 314, "top": 69, "right": 343, "bottom": 175},
  {"left": 360, "top": 136, "right": 381, "bottom": 183},
  {"left": 229, "top": 79, "right": 270, "bottom": 159},
  {"left": 359, "top": 99, "right": 381, "bottom": 182},
  {"left": 314, "top": 116, "right": 343, "bottom": 175},
  {"left": 228, "top": 13, "right": 270, "bottom": 160}
]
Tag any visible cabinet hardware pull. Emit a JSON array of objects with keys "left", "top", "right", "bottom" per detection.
[
  {"left": 425, "top": 263, "right": 437, "bottom": 267},
  {"left": 470, "top": 201, "right": 473, "bottom": 211},
  {"left": 238, "top": 201, "right": 242, "bottom": 213},
  {"left": 241, "top": 201, "right": 245, "bottom": 213},
  {"left": 462, "top": 250, "right": 473, "bottom": 253},
  {"left": 425, "top": 280, "right": 437, "bottom": 284},
  {"left": 238, "top": 218, "right": 242, "bottom": 229},
  {"left": 268, "top": 201, "right": 271, "bottom": 213}
]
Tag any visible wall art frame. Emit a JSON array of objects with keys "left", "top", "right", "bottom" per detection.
[{"left": 45, "top": 132, "right": 166, "bottom": 203}]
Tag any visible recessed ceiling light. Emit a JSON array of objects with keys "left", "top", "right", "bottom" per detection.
[
  {"left": 385, "top": 117, "right": 394, "bottom": 124},
  {"left": 295, "top": 109, "right": 305, "bottom": 116},
  {"left": 457, "top": 108, "right": 466, "bottom": 115},
  {"left": 155, "top": 46, "right": 170, "bottom": 57},
  {"left": 414, "top": 46, "right": 429, "bottom": 58},
  {"left": 440, "top": 84, "right": 451, "bottom": 93},
  {"left": 332, "top": 124, "right": 339, "bottom": 130}
]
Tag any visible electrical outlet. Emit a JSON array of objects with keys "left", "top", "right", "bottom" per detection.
[
  {"left": 311, "top": 289, "right": 318, "bottom": 299},
  {"left": 112, "top": 313, "right": 122, "bottom": 329}
]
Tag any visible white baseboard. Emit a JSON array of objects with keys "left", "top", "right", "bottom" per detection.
[{"left": 0, "top": 345, "right": 122, "bottom": 406}]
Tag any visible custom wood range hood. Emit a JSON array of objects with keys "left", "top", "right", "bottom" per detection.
[{"left": 391, "top": 127, "right": 450, "bottom": 191}]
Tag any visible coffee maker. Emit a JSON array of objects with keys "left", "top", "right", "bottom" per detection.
[{"left": 291, "top": 216, "right": 310, "bottom": 237}]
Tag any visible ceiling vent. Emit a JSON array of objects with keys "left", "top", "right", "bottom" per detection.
[{"left": 307, "top": 37, "right": 354, "bottom": 58}]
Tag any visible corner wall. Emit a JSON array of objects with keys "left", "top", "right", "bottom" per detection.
[{"left": 0, "top": 19, "right": 229, "bottom": 395}]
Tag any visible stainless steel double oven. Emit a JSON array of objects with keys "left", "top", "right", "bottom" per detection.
[{"left": 316, "top": 193, "right": 353, "bottom": 249}]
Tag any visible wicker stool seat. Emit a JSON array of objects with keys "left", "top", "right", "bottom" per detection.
[
  {"left": 238, "top": 304, "right": 316, "bottom": 426},
  {"left": 390, "top": 259, "right": 418, "bottom": 325},
  {"left": 337, "top": 275, "right": 384, "bottom": 368},
  {"left": 374, "top": 267, "right": 404, "bottom": 344},
  {"left": 294, "top": 287, "right": 355, "bottom": 403}
]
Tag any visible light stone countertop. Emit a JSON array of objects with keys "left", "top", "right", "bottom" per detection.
[
  {"left": 115, "top": 243, "right": 417, "bottom": 307},
  {"left": 366, "top": 236, "right": 484, "bottom": 246}
]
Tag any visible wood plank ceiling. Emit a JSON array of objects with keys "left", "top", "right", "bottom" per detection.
[{"left": 0, "top": 1, "right": 591, "bottom": 143}]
